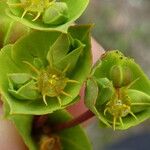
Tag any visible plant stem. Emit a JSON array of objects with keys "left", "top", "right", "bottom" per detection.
[
  {"left": 34, "top": 115, "right": 49, "bottom": 129},
  {"left": 33, "top": 110, "right": 95, "bottom": 134},
  {"left": 53, "top": 110, "right": 95, "bottom": 132}
]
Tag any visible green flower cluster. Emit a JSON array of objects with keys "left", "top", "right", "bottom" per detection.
[
  {"left": 0, "top": 1, "right": 92, "bottom": 150},
  {"left": 85, "top": 50, "right": 150, "bottom": 130}
]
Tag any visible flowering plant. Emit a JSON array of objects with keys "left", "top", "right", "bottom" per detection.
[{"left": 0, "top": 1, "right": 149, "bottom": 150}]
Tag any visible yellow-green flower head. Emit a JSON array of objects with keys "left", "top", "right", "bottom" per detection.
[
  {"left": 0, "top": 25, "right": 92, "bottom": 115},
  {"left": 85, "top": 50, "right": 150, "bottom": 130},
  {"left": 6, "top": 0, "right": 89, "bottom": 31}
]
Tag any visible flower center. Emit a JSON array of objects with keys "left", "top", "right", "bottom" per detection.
[
  {"left": 37, "top": 68, "right": 68, "bottom": 100},
  {"left": 23, "top": 61, "right": 79, "bottom": 106},
  {"left": 104, "top": 88, "right": 137, "bottom": 130},
  {"left": 8, "top": 0, "right": 55, "bottom": 21},
  {"left": 106, "top": 99, "right": 131, "bottom": 118}
]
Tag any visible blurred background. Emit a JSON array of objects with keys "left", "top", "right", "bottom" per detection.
[{"left": 77, "top": 0, "right": 150, "bottom": 150}]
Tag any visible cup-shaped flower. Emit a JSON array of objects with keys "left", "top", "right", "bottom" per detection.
[
  {"left": 85, "top": 50, "right": 150, "bottom": 130},
  {"left": 0, "top": 25, "right": 92, "bottom": 115},
  {"left": 7, "top": 110, "right": 92, "bottom": 150},
  {"left": 6, "top": 0, "right": 89, "bottom": 32}
]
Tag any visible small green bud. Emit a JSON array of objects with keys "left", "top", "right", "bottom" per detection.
[
  {"left": 42, "top": 2, "right": 69, "bottom": 25},
  {"left": 110, "top": 65, "right": 132, "bottom": 87},
  {"left": 33, "top": 58, "right": 44, "bottom": 69},
  {"left": 8, "top": 73, "right": 31, "bottom": 88},
  {"left": 8, "top": 73, "right": 40, "bottom": 100}
]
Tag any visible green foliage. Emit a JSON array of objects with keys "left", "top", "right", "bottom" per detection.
[
  {"left": 0, "top": 1, "right": 29, "bottom": 49},
  {"left": 85, "top": 50, "right": 150, "bottom": 130}
]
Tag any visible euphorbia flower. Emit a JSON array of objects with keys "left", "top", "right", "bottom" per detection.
[
  {"left": 85, "top": 50, "right": 150, "bottom": 130},
  {"left": 0, "top": 25, "right": 92, "bottom": 115},
  {"left": 6, "top": 0, "right": 89, "bottom": 31}
]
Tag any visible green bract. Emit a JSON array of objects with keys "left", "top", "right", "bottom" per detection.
[
  {"left": 0, "top": 25, "right": 92, "bottom": 115},
  {"left": 0, "top": 1, "right": 29, "bottom": 49},
  {"left": 6, "top": 110, "right": 92, "bottom": 150},
  {"left": 42, "top": 2, "right": 69, "bottom": 25},
  {"left": 6, "top": 0, "right": 89, "bottom": 32},
  {"left": 85, "top": 50, "right": 150, "bottom": 130}
]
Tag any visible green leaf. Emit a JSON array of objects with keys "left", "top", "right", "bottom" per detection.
[
  {"left": 128, "top": 89, "right": 150, "bottom": 112},
  {"left": 85, "top": 77, "right": 111, "bottom": 127},
  {"left": 7, "top": 110, "right": 92, "bottom": 150},
  {"left": 55, "top": 40, "right": 85, "bottom": 72},
  {"left": 47, "top": 33, "right": 70, "bottom": 66},
  {"left": 85, "top": 50, "right": 150, "bottom": 130},
  {"left": 85, "top": 78, "right": 98, "bottom": 110},
  {"left": 6, "top": 0, "right": 89, "bottom": 32},
  {"left": 0, "top": 25, "right": 92, "bottom": 115},
  {"left": 0, "top": 1, "right": 29, "bottom": 49},
  {"left": 8, "top": 79, "right": 40, "bottom": 100},
  {"left": 47, "top": 34, "right": 85, "bottom": 72},
  {"left": 95, "top": 78, "right": 115, "bottom": 106},
  {"left": 8, "top": 73, "right": 32, "bottom": 87},
  {"left": 0, "top": 1, "right": 12, "bottom": 48},
  {"left": 3, "top": 21, "right": 29, "bottom": 46}
]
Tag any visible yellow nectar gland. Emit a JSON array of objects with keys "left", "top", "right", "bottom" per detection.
[
  {"left": 104, "top": 88, "right": 138, "bottom": 130},
  {"left": 7, "top": 0, "right": 56, "bottom": 21},
  {"left": 23, "top": 61, "right": 79, "bottom": 106}
]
